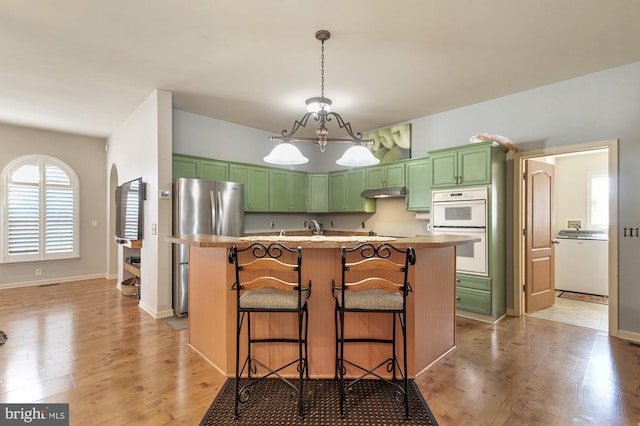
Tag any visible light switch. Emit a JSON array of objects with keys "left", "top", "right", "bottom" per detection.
[
  {"left": 92, "top": 220, "right": 98, "bottom": 227},
  {"left": 152, "top": 223, "right": 157, "bottom": 235}
]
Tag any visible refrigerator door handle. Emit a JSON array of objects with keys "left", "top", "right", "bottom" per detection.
[
  {"left": 216, "top": 190, "right": 223, "bottom": 235},
  {"left": 210, "top": 190, "right": 216, "bottom": 235}
]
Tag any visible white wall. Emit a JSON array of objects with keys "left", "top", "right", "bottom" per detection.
[
  {"left": 107, "top": 90, "right": 173, "bottom": 319},
  {"left": 0, "top": 123, "right": 107, "bottom": 287},
  {"left": 554, "top": 151, "right": 608, "bottom": 234},
  {"left": 173, "top": 60, "right": 640, "bottom": 334}
]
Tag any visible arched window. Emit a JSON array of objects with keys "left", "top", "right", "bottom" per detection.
[{"left": 1, "top": 155, "right": 79, "bottom": 263}]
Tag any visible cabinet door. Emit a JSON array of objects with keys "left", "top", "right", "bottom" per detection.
[
  {"left": 406, "top": 158, "right": 431, "bottom": 211},
  {"left": 307, "top": 174, "right": 328, "bottom": 212},
  {"left": 229, "top": 164, "right": 269, "bottom": 212},
  {"left": 201, "top": 160, "right": 228, "bottom": 182},
  {"left": 346, "top": 170, "right": 375, "bottom": 212},
  {"left": 456, "top": 286, "right": 492, "bottom": 315},
  {"left": 249, "top": 167, "right": 270, "bottom": 212},
  {"left": 329, "top": 172, "right": 346, "bottom": 212},
  {"left": 430, "top": 152, "right": 458, "bottom": 188},
  {"left": 268, "top": 170, "right": 289, "bottom": 212},
  {"left": 172, "top": 156, "right": 199, "bottom": 179},
  {"left": 458, "top": 146, "right": 491, "bottom": 187},
  {"left": 228, "top": 164, "right": 250, "bottom": 211},
  {"left": 289, "top": 172, "right": 307, "bottom": 212},
  {"left": 385, "top": 162, "right": 406, "bottom": 187},
  {"left": 365, "top": 166, "right": 385, "bottom": 189}
]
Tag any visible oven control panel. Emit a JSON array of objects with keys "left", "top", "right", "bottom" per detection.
[{"left": 432, "top": 187, "right": 487, "bottom": 202}]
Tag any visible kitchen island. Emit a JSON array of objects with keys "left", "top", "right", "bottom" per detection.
[{"left": 165, "top": 234, "right": 477, "bottom": 378}]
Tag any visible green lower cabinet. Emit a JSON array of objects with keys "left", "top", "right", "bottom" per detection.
[
  {"left": 456, "top": 274, "right": 492, "bottom": 315},
  {"left": 456, "top": 287, "right": 491, "bottom": 315}
]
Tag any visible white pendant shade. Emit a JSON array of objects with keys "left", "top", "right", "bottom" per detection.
[
  {"left": 336, "top": 144, "right": 380, "bottom": 167},
  {"left": 263, "top": 142, "right": 309, "bottom": 165}
]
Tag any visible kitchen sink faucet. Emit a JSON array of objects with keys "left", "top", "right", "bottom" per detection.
[{"left": 309, "top": 220, "right": 323, "bottom": 235}]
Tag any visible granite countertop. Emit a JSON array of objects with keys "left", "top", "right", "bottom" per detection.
[{"left": 165, "top": 233, "right": 479, "bottom": 249}]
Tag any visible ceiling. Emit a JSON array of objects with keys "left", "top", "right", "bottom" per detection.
[{"left": 1, "top": 1, "right": 640, "bottom": 139}]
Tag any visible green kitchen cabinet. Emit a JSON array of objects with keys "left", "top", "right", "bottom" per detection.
[
  {"left": 229, "top": 163, "right": 269, "bottom": 212},
  {"left": 365, "top": 162, "right": 406, "bottom": 189},
  {"left": 429, "top": 140, "right": 508, "bottom": 322},
  {"left": 329, "top": 170, "right": 375, "bottom": 212},
  {"left": 405, "top": 157, "right": 431, "bottom": 211},
  {"left": 172, "top": 154, "right": 228, "bottom": 181},
  {"left": 172, "top": 154, "right": 200, "bottom": 179},
  {"left": 429, "top": 142, "right": 494, "bottom": 188},
  {"left": 307, "top": 174, "right": 329, "bottom": 212},
  {"left": 328, "top": 172, "right": 347, "bottom": 212},
  {"left": 269, "top": 169, "right": 307, "bottom": 212},
  {"left": 200, "top": 159, "right": 229, "bottom": 181}
]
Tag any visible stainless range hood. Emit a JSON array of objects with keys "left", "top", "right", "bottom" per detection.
[{"left": 361, "top": 186, "right": 406, "bottom": 199}]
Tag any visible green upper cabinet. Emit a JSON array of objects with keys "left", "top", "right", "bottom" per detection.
[
  {"left": 330, "top": 170, "right": 375, "bottom": 212},
  {"left": 429, "top": 142, "right": 494, "bottom": 188},
  {"left": 229, "top": 163, "right": 269, "bottom": 212},
  {"left": 269, "top": 169, "right": 307, "bottom": 212},
  {"left": 328, "top": 172, "right": 347, "bottom": 212},
  {"left": 201, "top": 159, "right": 229, "bottom": 182},
  {"left": 405, "top": 157, "right": 431, "bottom": 211},
  {"left": 365, "top": 162, "right": 406, "bottom": 189},
  {"left": 172, "top": 154, "right": 200, "bottom": 179},
  {"left": 172, "top": 154, "right": 228, "bottom": 181},
  {"left": 307, "top": 174, "right": 328, "bottom": 213}
]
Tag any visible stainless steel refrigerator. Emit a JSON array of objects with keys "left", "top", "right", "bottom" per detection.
[{"left": 172, "top": 178, "right": 244, "bottom": 317}]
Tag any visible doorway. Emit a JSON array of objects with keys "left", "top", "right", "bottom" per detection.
[{"left": 513, "top": 139, "right": 618, "bottom": 336}]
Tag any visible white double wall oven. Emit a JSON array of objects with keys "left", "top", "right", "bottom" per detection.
[{"left": 432, "top": 187, "right": 488, "bottom": 276}]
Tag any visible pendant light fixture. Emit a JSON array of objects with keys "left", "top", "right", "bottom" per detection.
[{"left": 265, "top": 30, "right": 380, "bottom": 167}]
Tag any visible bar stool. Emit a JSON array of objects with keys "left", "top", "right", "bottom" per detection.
[
  {"left": 229, "top": 242, "right": 311, "bottom": 419},
  {"left": 332, "top": 242, "right": 416, "bottom": 419}
]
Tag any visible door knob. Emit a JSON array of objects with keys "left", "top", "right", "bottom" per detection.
[{"left": 551, "top": 239, "right": 560, "bottom": 244}]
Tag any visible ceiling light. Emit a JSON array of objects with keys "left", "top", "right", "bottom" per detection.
[
  {"left": 266, "top": 30, "right": 377, "bottom": 167},
  {"left": 263, "top": 141, "right": 309, "bottom": 165},
  {"left": 336, "top": 144, "right": 380, "bottom": 167}
]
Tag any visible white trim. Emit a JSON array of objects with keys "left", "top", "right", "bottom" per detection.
[
  {"left": 512, "top": 139, "right": 618, "bottom": 338},
  {"left": 617, "top": 329, "right": 640, "bottom": 344},
  {"left": 0, "top": 273, "right": 107, "bottom": 290}
]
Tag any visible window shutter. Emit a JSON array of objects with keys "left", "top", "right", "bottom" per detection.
[
  {"left": 44, "top": 164, "right": 74, "bottom": 255},
  {"left": 2, "top": 155, "right": 78, "bottom": 263},
  {"left": 7, "top": 183, "right": 40, "bottom": 255}
]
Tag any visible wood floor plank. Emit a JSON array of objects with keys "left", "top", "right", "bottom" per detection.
[{"left": 1, "top": 278, "right": 639, "bottom": 425}]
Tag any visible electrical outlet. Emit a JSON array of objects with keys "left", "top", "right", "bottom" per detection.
[
  {"left": 270, "top": 222, "right": 275, "bottom": 229},
  {"left": 35, "top": 268, "right": 42, "bottom": 276}
]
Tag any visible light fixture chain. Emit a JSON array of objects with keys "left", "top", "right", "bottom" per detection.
[{"left": 320, "top": 39, "right": 325, "bottom": 101}]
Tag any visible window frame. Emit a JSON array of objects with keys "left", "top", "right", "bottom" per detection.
[
  {"left": 1, "top": 155, "right": 79, "bottom": 263},
  {"left": 587, "top": 170, "right": 608, "bottom": 229}
]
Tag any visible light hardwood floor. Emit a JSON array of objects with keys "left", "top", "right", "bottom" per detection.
[{"left": 1, "top": 278, "right": 638, "bottom": 425}]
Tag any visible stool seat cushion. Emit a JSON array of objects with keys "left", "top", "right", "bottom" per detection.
[
  {"left": 240, "top": 288, "right": 308, "bottom": 310},
  {"left": 337, "top": 289, "right": 403, "bottom": 311}
]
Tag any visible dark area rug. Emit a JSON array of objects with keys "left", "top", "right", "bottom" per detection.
[
  {"left": 0, "top": 330, "right": 7, "bottom": 346},
  {"left": 200, "top": 378, "right": 438, "bottom": 425},
  {"left": 559, "top": 291, "right": 608, "bottom": 305}
]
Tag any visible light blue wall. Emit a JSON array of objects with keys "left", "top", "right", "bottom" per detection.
[{"left": 173, "top": 61, "right": 640, "bottom": 333}]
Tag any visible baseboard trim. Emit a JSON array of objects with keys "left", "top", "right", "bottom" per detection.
[
  {"left": 618, "top": 329, "right": 640, "bottom": 344},
  {"left": 0, "top": 273, "right": 106, "bottom": 290}
]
